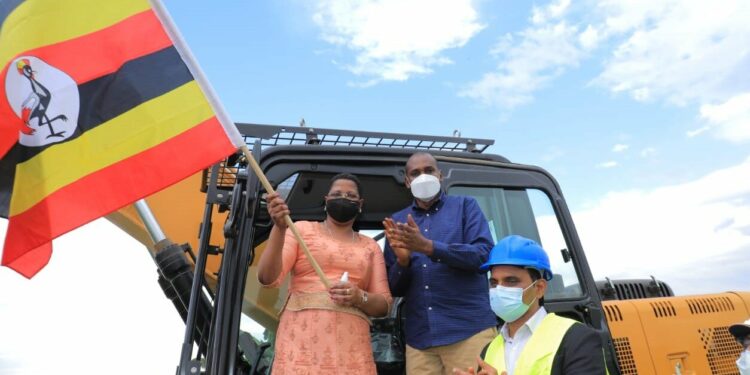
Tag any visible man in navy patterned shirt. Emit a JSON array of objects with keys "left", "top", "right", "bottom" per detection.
[{"left": 384, "top": 152, "right": 497, "bottom": 374}]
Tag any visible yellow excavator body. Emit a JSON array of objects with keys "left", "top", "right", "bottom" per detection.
[
  {"left": 604, "top": 292, "right": 750, "bottom": 374},
  {"left": 106, "top": 171, "right": 283, "bottom": 330},
  {"left": 108, "top": 163, "right": 750, "bottom": 374}
]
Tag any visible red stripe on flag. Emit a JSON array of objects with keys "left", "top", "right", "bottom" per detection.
[
  {"left": 1, "top": 117, "right": 235, "bottom": 278},
  {"left": 16, "top": 9, "right": 172, "bottom": 85},
  {"left": 0, "top": 243, "right": 52, "bottom": 279},
  {"left": 0, "top": 9, "right": 173, "bottom": 157}
]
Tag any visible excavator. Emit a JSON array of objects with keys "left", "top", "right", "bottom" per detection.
[{"left": 109, "top": 123, "right": 749, "bottom": 374}]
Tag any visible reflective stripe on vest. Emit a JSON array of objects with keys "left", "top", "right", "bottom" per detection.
[{"left": 484, "top": 313, "right": 576, "bottom": 374}]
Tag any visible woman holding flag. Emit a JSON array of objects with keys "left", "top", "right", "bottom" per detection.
[{"left": 258, "top": 173, "right": 392, "bottom": 374}]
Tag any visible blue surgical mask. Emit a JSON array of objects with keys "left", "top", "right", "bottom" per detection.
[{"left": 489, "top": 281, "right": 538, "bottom": 323}]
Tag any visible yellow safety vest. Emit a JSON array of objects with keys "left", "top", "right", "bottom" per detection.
[{"left": 483, "top": 313, "right": 575, "bottom": 374}]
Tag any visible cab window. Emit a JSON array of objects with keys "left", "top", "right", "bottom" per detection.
[{"left": 448, "top": 186, "right": 583, "bottom": 299}]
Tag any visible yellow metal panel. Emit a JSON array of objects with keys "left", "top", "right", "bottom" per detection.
[
  {"left": 603, "top": 300, "right": 658, "bottom": 374},
  {"left": 730, "top": 291, "right": 750, "bottom": 314},
  {"left": 106, "top": 171, "right": 285, "bottom": 329},
  {"left": 606, "top": 294, "right": 749, "bottom": 375}
]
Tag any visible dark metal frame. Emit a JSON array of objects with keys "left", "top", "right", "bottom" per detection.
[
  {"left": 206, "top": 123, "right": 496, "bottom": 193},
  {"left": 235, "top": 123, "right": 494, "bottom": 152},
  {"left": 175, "top": 123, "right": 621, "bottom": 374},
  {"left": 177, "top": 124, "right": 494, "bottom": 374}
]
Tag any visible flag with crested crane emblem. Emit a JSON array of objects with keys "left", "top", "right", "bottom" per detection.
[{"left": 0, "top": 0, "right": 243, "bottom": 278}]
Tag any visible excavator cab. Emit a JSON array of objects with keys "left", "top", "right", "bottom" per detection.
[
  {"left": 110, "top": 123, "right": 750, "bottom": 374},
  {"left": 112, "top": 123, "right": 617, "bottom": 374}
]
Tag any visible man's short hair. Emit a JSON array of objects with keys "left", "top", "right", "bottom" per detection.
[
  {"left": 405, "top": 152, "right": 438, "bottom": 172},
  {"left": 518, "top": 266, "right": 545, "bottom": 307}
]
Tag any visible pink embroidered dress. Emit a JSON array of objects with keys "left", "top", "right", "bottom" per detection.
[{"left": 261, "top": 221, "right": 393, "bottom": 374}]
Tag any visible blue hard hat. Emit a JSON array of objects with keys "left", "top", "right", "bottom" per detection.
[{"left": 480, "top": 235, "right": 553, "bottom": 281}]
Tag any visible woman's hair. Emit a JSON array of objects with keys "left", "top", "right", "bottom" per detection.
[{"left": 328, "top": 173, "right": 363, "bottom": 196}]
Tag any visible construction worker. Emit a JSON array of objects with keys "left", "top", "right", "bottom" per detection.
[
  {"left": 730, "top": 319, "right": 750, "bottom": 375},
  {"left": 453, "top": 235, "right": 607, "bottom": 375}
]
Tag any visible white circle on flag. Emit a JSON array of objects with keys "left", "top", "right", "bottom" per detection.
[{"left": 5, "top": 56, "right": 79, "bottom": 147}]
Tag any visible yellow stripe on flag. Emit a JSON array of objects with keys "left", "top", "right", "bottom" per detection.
[
  {"left": 0, "top": 0, "right": 150, "bottom": 66},
  {"left": 10, "top": 81, "right": 215, "bottom": 216}
]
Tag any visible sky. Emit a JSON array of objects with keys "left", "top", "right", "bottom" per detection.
[{"left": 2, "top": 0, "right": 750, "bottom": 373}]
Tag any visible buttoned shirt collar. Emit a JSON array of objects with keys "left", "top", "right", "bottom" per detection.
[
  {"left": 500, "top": 306, "right": 548, "bottom": 375},
  {"left": 500, "top": 306, "right": 548, "bottom": 340},
  {"left": 410, "top": 191, "right": 446, "bottom": 212}
]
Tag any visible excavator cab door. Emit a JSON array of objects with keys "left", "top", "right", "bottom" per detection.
[
  {"left": 435, "top": 158, "right": 607, "bottom": 328},
  {"left": 436, "top": 159, "right": 621, "bottom": 374}
]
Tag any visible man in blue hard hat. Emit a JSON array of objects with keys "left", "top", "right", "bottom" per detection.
[
  {"left": 729, "top": 319, "right": 750, "bottom": 375},
  {"left": 453, "top": 235, "right": 607, "bottom": 375}
]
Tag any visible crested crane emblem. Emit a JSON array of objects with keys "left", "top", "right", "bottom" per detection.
[{"left": 5, "top": 56, "right": 79, "bottom": 147}]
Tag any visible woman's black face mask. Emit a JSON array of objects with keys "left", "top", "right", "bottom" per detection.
[{"left": 325, "top": 198, "right": 360, "bottom": 223}]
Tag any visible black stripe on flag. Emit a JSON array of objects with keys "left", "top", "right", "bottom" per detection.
[
  {"left": 0, "top": 46, "right": 195, "bottom": 216},
  {"left": 12, "top": 46, "right": 193, "bottom": 165}
]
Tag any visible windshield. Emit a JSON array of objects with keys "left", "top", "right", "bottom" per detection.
[{"left": 449, "top": 185, "right": 583, "bottom": 300}]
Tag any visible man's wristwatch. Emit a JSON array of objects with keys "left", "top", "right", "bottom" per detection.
[{"left": 361, "top": 291, "right": 368, "bottom": 305}]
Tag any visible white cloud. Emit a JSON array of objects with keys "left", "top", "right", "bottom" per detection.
[
  {"left": 578, "top": 24, "right": 601, "bottom": 50},
  {"left": 699, "top": 92, "right": 750, "bottom": 142},
  {"left": 0, "top": 220, "right": 184, "bottom": 374},
  {"left": 462, "top": 0, "right": 750, "bottom": 139},
  {"left": 460, "top": 0, "right": 589, "bottom": 108},
  {"left": 597, "top": 161, "right": 618, "bottom": 168},
  {"left": 531, "top": 0, "right": 571, "bottom": 25},
  {"left": 312, "top": 0, "right": 484, "bottom": 84},
  {"left": 460, "top": 19, "right": 585, "bottom": 108},
  {"left": 639, "top": 147, "right": 656, "bottom": 157},
  {"left": 594, "top": 0, "right": 750, "bottom": 106},
  {"left": 611, "top": 143, "right": 629, "bottom": 152},
  {"left": 573, "top": 156, "right": 750, "bottom": 294},
  {"left": 686, "top": 126, "right": 711, "bottom": 138}
]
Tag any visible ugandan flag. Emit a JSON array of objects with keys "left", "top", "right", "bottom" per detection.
[{"left": 0, "top": 0, "right": 243, "bottom": 278}]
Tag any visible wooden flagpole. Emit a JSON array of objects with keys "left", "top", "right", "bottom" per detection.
[
  {"left": 240, "top": 145, "right": 331, "bottom": 289},
  {"left": 148, "top": 0, "right": 329, "bottom": 289}
]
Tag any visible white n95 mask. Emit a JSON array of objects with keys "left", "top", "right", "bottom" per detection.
[{"left": 410, "top": 174, "right": 441, "bottom": 201}]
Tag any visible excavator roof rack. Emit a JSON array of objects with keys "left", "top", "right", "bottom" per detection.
[
  {"left": 203, "top": 123, "right": 495, "bottom": 196},
  {"left": 235, "top": 123, "right": 494, "bottom": 153}
]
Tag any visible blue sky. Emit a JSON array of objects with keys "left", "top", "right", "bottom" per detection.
[
  {"left": 158, "top": 0, "right": 750, "bottom": 290},
  {"left": 163, "top": 0, "right": 749, "bottom": 210},
  {"left": 1, "top": 0, "right": 749, "bottom": 373}
]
